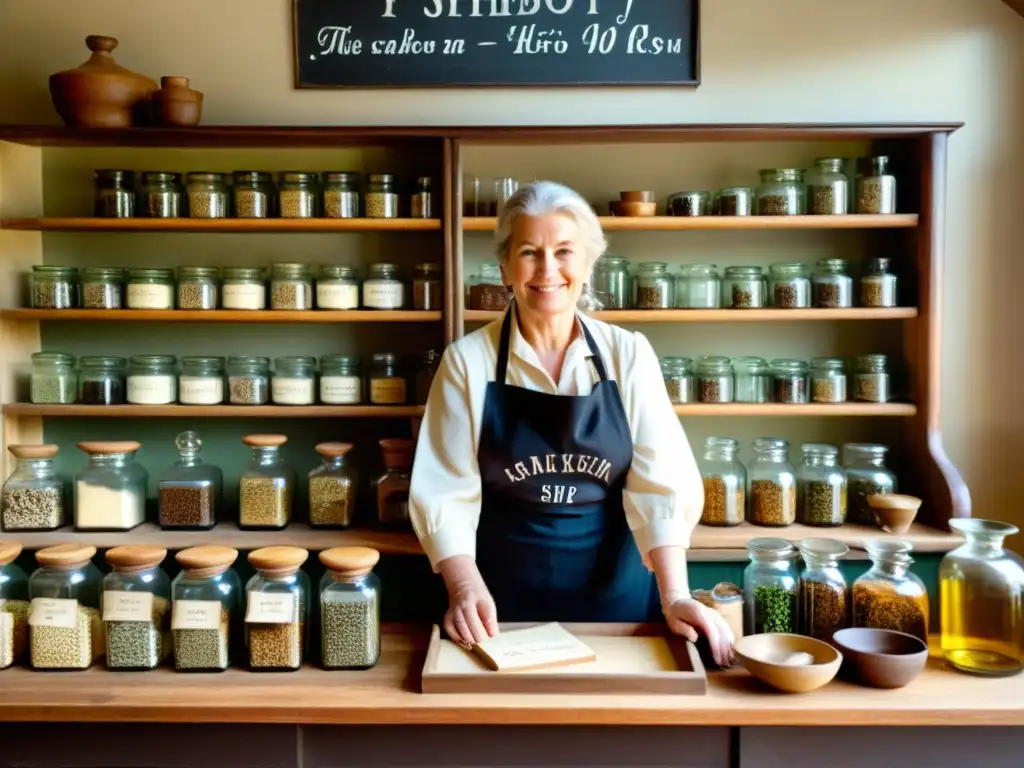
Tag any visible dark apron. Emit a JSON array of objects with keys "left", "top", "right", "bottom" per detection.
[{"left": 474, "top": 305, "right": 658, "bottom": 622}]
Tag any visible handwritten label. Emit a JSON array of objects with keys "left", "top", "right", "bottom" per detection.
[
  {"left": 29, "top": 598, "right": 78, "bottom": 628},
  {"left": 245, "top": 592, "right": 297, "bottom": 624},
  {"left": 102, "top": 591, "right": 153, "bottom": 622},
  {"left": 171, "top": 600, "right": 223, "bottom": 631}
]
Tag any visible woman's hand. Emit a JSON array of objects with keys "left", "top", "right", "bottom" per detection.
[
  {"left": 663, "top": 598, "right": 735, "bottom": 667},
  {"left": 437, "top": 555, "right": 499, "bottom": 648}
]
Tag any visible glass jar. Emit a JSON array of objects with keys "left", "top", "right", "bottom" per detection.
[
  {"left": 171, "top": 545, "right": 241, "bottom": 672},
  {"left": 102, "top": 545, "right": 171, "bottom": 670},
  {"left": 722, "top": 266, "right": 766, "bottom": 309},
  {"left": 768, "top": 262, "right": 811, "bottom": 308},
  {"left": 854, "top": 354, "right": 891, "bottom": 403},
  {"left": 757, "top": 168, "right": 806, "bottom": 216},
  {"left": 469, "top": 263, "right": 511, "bottom": 312},
  {"left": 232, "top": 171, "right": 275, "bottom": 219},
  {"left": 743, "top": 538, "right": 799, "bottom": 634},
  {"left": 636, "top": 262, "right": 674, "bottom": 309},
  {"left": 375, "top": 439, "right": 413, "bottom": 527},
  {"left": 320, "top": 354, "right": 362, "bottom": 405},
  {"left": 748, "top": 437, "right": 797, "bottom": 527},
  {"left": 771, "top": 359, "right": 809, "bottom": 404},
  {"left": 270, "top": 263, "right": 313, "bottom": 310},
  {"left": 592, "top": 256, "right": 631, "bottom": 310},
  {"left": 843, "top": 443, "right": 897, "bottom": 526},
  {"left": 28, "top": 544, "right": 104, "bottom": 670},
  {"left": 732, "top": 357, "right": 772, "bottom": 403},
  {"left": 127, "top": 268, "right": 175, "bottom": 310},
  {"left": 698, "top": 437, "right": 746, "bottom": 527},
  {"left": 222, "top": 267, "right": 267, "bottom": 310},
  {"left": 696, "top": 356, "right": 734, "bottom": 403},
  {"left": 714, "top": 186, "right": 753, "bottom": 216},
  {"left": 796, "top": 443, "right": 846, "bottom": 527},
  {"left": 941, "top": 519, "right": 1024, "bottom": 677},
  {"left": 228, "top": 356, "right": 270, "bottom": 405},
  {"left": 309, "top": 443, "right": 358, "bottom": 529},
  {"left": 81, "top": 266, "right": 125, "bottom": 309},
  {"left": 186, "top": 172, "right": 229, "bottom": 218},
  {"left": 675, "top": 264, "right": 721, "bottom": 309},
  {"left": 30, "top": 265, "right": 79, "bottom": 309},
  {"left": 94, "top": 169, "right": 135, "bottom": 218},
  {"left": 411, "top": 176, "right": 435, "bottom": 219},
  {"left": 856, "top": 156, "right": 897, "bottom": 214},
  {"left": 799, "top": 538, "right": 850, "bottom": 642},
  {"left": 320, "top": 546, "right": 382, "bottom": 669},
  {"left": 363, "top": 263, "right": 405, "bottom": 309},
  {"left": 2, "top": 444, "right": 64, "bottom": 531},
  {"left": 178, "top": 357, "right": 224, "bottom": 405},
  {"left": 141, "top": 171, "right": 183, "bottom": 218},
  {"left": 0, "top": 542, "right": 30, "bottom": 669},
  {"left": 30, "top": 352, "right": 77, "bottom": 404},
  {"left": 369, "top": 352, "right": 407, "bottom": 405},
  {"left": 806, "top": 157, "right": 850, "bottom": 215},
  {"left": 272, "top": 356, "right": 317, "bottom": 406},
  {"left": 853, "top": 539, "right": 928, "bottom": 643},
  {"left": 74, "top": 441, "right": 147, "bottom": 531},
  {"left": 245, "top": 546, "right": 311, "bottom": 671},
  {"left": 413, "top": 262, "right": 443, "bottom": 311},
  {"left": 239, "top": 435, "right": 294, "bottom": 530},
  {"left": 860, "top": 257, "right": 898, "bottom": 308},
  {"left": 810, "top": 357, "right": 847, "bottom": 403},
  {"left": 317, "top": 265, "right": 360, "bottom": 310},
  {"left": 279, "top": 172, "right": 318, "bottom": 218},
  {"left": 159, "top": 430, "right": 222, "bottom": 530},
  {"left": 79, "top": 356, "right": 126, "bottom": 405},
  {"left": 365, "top": 173, "right": 399, "bottom": 218},
  {"left": 661, "top": 357, "right": 695, "bottom": 404},
  {"left": 176, "top": 266, "right": 219, "bottom": 310},
  {"left": 127, "top": 354, "right": 177, "bottom": 405},
  {"left": 813, "top": 258, "right": 854, "bottom": 308},
  {"left": 416, "top": 349, "right": 441, "bottom": 405},
  {"left": 667, "top": 190, "right": 711, "bottom": 217},
  {"left": 323, "top": 171, "right": 360, "bottom": 219}
]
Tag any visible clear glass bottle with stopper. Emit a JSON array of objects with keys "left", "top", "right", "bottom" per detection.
[
  {"left": 308, "top": 443, "right": 358, "bottom": 529},
  {"left": 319, "top": 546, "right": 382, "bottom": 670},
  {"left": 171, "top": 545, "right": 241, "bottom": 672},
  {"left": 2, "top": 444, "right": 65, "bottom": 531},
  {"left": 238, "top": 434, "right": 294, "bottom": 530},
  {"left": 0, "top": 541, "right": 30, "bottom": 669},
  {"left": 102, "top": 544, "right": 171, "bottom": 671},
  {"left": 245, "top": 546, "right": 311, "bottom": 672},
  {"left": 158, "top": 431, "right": 222, "bottom": 531}
]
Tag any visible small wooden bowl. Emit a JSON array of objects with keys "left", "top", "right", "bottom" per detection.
[
  {"left": 832, "top": 628, "right": 928, "bottom": 689},
  {"left": 619, "top": 190, "right": 656, "bottom": 203},
  {"left": 868, "top": 493, "right": 922, "bottom": 534},
  {"left": 618, "top": 201, "right": 657, "bottom": 217},
  {"left": 734, "top": 633, "right": 842, "bottom": 693}
]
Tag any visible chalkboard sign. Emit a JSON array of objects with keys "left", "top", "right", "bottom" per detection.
[{"left": 293, "top": 0, "right": 699, "bottom": 88}]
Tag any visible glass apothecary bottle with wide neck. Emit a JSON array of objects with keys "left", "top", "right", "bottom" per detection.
[
  {"left": 221, "top": 267, "right": 267, "bottom": 310},
  {"left": 732, "top": 357, "right": 772, "bottom": 404},
  {"left": 127, "top": 268, "right": 175, "bottom": 310},
  {"left": 768, "top": 262, "right": 811, "bottom": 308},
  {"left": 810, "top": 357, "right": 847, "bottom": 403},
  {"left": 843, "top": 443, "right": 897, "bottom": 526},
  {"left": 317, "top": 265, "right": 360, "bottom": 310},
  {"left": 79, "top": 356, "right": 126, "bottom": 405},
  {"left": 743, "top": 538, "right": 799, "bottom": 635},
  {"left": 31, "top": 265, "right": 79, "bottom": 309},
  {"left": 2, "top": 444, "right": 65, "bottom": 532},
  {"left": 696, "top": 356, "right": 734, "bottom": 403},
  {"left": 245, "top": 546, "right": 311, "bottom": 672},
  {"left": 698, "top": 437, "right": 746, "bottom": 527},
  {"left": 270, "top": 263, "right": 314, "bottom": 310},
  {"left": 171, "top": 545, "right": 242, "bottom": 672},
  {"left": 592, "top": 256, "right": 631, "bottom": 310},
  {"left": 179, "top": 356, "right": 225, "bottom": 405},
  {"left": 813, "top": 258, "right": 853, "bottom": 309},
  {"left": 127, "top": 354, "right": 177, "bottom": 405},
  {"left": 0, "top": 541, "right": 30, "bottom": 669},
  {"left": 661, "top": 357, "right": 695, "bottom": 404},
  {"left": 676, "top": 264, "right": 721, "bottom": 309},
  {"left": 309, "top": 443, "right": 358, "bottom": 529},
  {"left": 233, "top": 171, "right": 275, "bottom": 219},
  {"left": 320, "top": 354, "right": 362, "bottom": 405},
  {"left": 176, "top": 266, "right": 220, "bottom": 310},
  {"left": 805, "top": 157, "right": 849, "bottom": 215},
  {"left": 272, "top": 356, "right": 317, "bottom": 406},
  {"left": 102, "top": 544, "right": 171, "bottom": 671},
  {"left": 74, "top": 441, "right": 148, "bottom": 531},
  {"left": 31, "top": 352, "right": 77, "bottom": 405},
  {"left": 363, "top": 263, "right": 405, "bottom": 310},
  {"left": 159, "top": 430, "right": 222, "bottom": 530},
  {"left": 239, "top": 435, "right": 294, "bottom": 530},
  {"left": 320, "top": 546, "right": 382, "bottom": 670},
  {"left": 374, "top": 439, "right": 414, "bottom": 527},
  {"left": 228, "top": 356, "right": 270, "bottom": 406},
  {"left": 799, "top": 538, "right": 849, "bottom": 642},
  {"left": 853, "top": 539, "right": 928, "bottom": 644},
  {"left": 723, "top": 266, "right": 766, "bottom": 309},
  {"left": 81, "top": 266, "right": 126, "bottom": 309},
  {"left": 748, "top": 438, "right": 797, "bottom": 527},
  {"left": 757, "top": 168, "right": 806, "bottom": 216},
  {"left": 796, "top": 443, "right": 846, "bottom": 527},
  {"left": 28, "top": 543, "right": 104, "bottom": 670}
]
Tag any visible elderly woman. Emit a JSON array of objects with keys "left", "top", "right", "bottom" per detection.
[{"left": 409, "top": 181, "right": 734, "bottom": 666}]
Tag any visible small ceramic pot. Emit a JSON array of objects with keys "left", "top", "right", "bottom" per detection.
[{"left": 151, "top": 76, "right": 203, "bottom": 127}]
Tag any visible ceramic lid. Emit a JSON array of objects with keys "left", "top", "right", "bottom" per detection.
[
  {"left": 242, "top": 434, "right": 287, "bottom": 448},
  {"left": 248, "top": 546, "right": 308, "bottom": 573},
  {"left": 0, "top": 540, "right": 23, "bottom": 566},
  {"left": 36, "top": 543, "right": 96, "bottom": 568},
  {"left": 7, "top": 444, "right": 59, "bottom": 460},
  {"left": 315, "top": 442, "right": 353, "bottom": 458},
  {"left": 105, "top": 544, "right": 167, "bottom": 571},
  {"left": 175, "top": 545, "right": 238, "bottom": 571},
  {"left": 319, "top": 546, "right": 380, "bottom": 577},
  {"left": 77, "top": 441, "right": 141, "bottom": 455}
]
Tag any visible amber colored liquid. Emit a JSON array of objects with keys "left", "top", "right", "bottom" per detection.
[{"left": 940, "top": 575, "right": 1023, "bottom": 676}]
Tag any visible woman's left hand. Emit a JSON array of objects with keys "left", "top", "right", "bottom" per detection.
[{"left": 663, "top": 598, "right": 735, "bottom": 667}]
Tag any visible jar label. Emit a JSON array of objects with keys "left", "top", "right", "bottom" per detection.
[
  {"left": 371, "top": 377, "right": 406, "bottom": 404},
  {"left": 245, "top": 592, "right": 297, "bottom": 624},
  {"left": 363, "top": 282, "right": 404, "bottom": 309},
  {"left": 271, "top": 378, "right": 315, "bottom": 405},
  {"left": 102, "top": 590, "right": 154, "bottom": 622},
  {"left": 317, "top": 283, "right": 360, "bottom": 310},
  {"left": 222, "top": 283, "right": 266, "bottom": 310},
  {"left": 29, "top": 597, "right": 78, "bottom": 628},
  {"left": 171, "top": 599, "right": 223, "bottom": 631},
  {"left": 127, "top": 283, "right": 174, "bottom": 309},
  {"left": 127, "top": 375, "right": 177, "bottom": 405},
  {"left": 179, "top": 376, "right": 225, "bottom": 405},
  {"left": 321, "top": 375, "right": 362, "bottom": 404}
]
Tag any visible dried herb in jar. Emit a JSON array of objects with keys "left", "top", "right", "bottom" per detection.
[
  {"left": 802, "top": 580, "right": 847, "bottom": 641},
  {"left": 754, "top": 584, "right": 796, "bottom": 633},
  {"left": 853, "top": 583, "right": 928, "bottom": 643}
]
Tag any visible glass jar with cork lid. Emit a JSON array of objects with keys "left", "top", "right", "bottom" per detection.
[
  {"left": 31, "top": 352, "right": 77, "bottom": 405},
  {"left": 323, "top": 172, "right": 360, "bottom": 218},
  {"left": 232, "top": 171, "right": 275, "bottom": 218},
  {"left": 852, "top": 539, "right": 928, "bottom": 643},
  {"left": 27, "top": 543, "right": 104, "bottom": 670},
  {"left": 2, "top": 444, "right": 65, "bottom": 532},
  {"left": 698, "top": 437, "right": 745, "bottom": 527},
  {"left": 74, "top": 441, "right": 147, "bottom": 531},
  {"left": 245, "top": 546, "right": 311, "bottom": 672},
  {"left": 370, "top": 353, "right": 407, "bottom": 405},
  {"left": 0, "top": 541, "right": 30, "bottom": 669},
  {"left": 796, "top": 443, "right": 846, "bottom": 527},
  {"left": 171, "top": 545, "right": 241, "bottom": 672},
  {"left": 798, "top": 538, "right": 849, "bottom": 643},
  {"left": 320, "top": 546, "right": 382, "bottom": 670},
  {"left": 239, "top": 435, "right": 294, "bottom": 530},
  {"left": 747, "top": 437, "right": 797, "bottom": 527},
  {"left": 308, "top": 443, "right": 358, "bottom": 529},
  {"left": 102, "top": 545, "right": 171, "bottom": 671},
  {"left": 374, "top": 439, "right": 413, "bottom": 527},
  {"left": 278, "top": 172, "right": 318, "bottom": 218},
  {"left": 158, "top": 430, "right": 222, "bottom": 530}
]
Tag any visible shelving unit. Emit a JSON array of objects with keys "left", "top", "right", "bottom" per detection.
[
  {"left": 0, "top": 309, "right": 442, "bottom": 323},
  {"left": 463, "top": 214, "right": 920, "bottom": 231},
  {"left": 464, "top": 308, "right": 918, "bottom": 324},
  {"left": 0, "top": 217, "right": 441, "bottom": 232}
]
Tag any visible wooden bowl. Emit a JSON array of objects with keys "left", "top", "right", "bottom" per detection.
[
  {"left": 618, "top": 201, "right": 657, "bottom": 217},
  {"left": 832, "top": 628, "right": 928, "bottom": 689},
  {"left": 619, "top": 190, "right": 656, "bottom": 203},
  {"left": 733, "top": 633, "right": 842, "bottom": 693},
  {"left": 868, "top": 493, "right": 922, "bottom": 534}
]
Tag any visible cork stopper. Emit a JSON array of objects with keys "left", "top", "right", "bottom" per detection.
[
  {"left": 315, "top": 442, "right": 353, "bottom": 458},
  {"left": 175, "top": 545, "right": 238, "bottom": 576},
  {"left": 0, "top": 540, "right": 23, "bottom": 566},
  {"left": 380, "top": 438, "right": 414, "bottom": 469},
  {"left": 105, "top": 544, "right": 167, "bottom": 572},
  {"left": 36, "top": 543, "right": 97, "bottom": 569},
  {"left": 248, "top": 545, "right": 308, "bottom": 575},
  {"left": 7, "top": 444, "right": 59, "bottom": 460},
  {"left": 319, "top": 546, "right": 379, "bottom": 578},
  {"left": 242, "top": 434, "right": 287, "bottom": 448},
  {"left": 77, "top": 441, "right": 142, "bottom": 455}
]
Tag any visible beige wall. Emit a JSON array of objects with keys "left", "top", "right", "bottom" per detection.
[{"left": 0, "top": 0, "right": 1021, "bottom": 530}]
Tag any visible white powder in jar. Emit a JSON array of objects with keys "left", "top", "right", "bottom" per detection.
[
  {"left": 363, "top": 281, "right": 404, "bottom": 310},
  {"left": 179, "top": 376, "right": 224, "bottom": 405},
  {"left": 127, "top": 375, "right": 177, "bottom": 405},
  {"left": 271, "top": 377, "right": 316, "bottom": 405},
  {"left": 316, "top": 282, "right": 360, "bottom": 310},
  {"left": 320, "top": 375, "right": 362, "bottom": 405},
  {"left": 75, "top": 481, "right": 145, "bottom": 530}
]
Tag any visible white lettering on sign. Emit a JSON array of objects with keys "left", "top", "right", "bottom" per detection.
[
  {"left": 509, "top": 25, "right": 568, "bottom": 54},
  {"left": 319, "top": 26, "right": 364, "bottom": 55},
  {"left": 102, "top": 591, "right": 154, "bottom": 622},
  {"left": 627, "top": 24, "right": 682, "bottom": 55}
]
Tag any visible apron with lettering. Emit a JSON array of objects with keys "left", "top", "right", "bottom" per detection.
[{"left": 475, "top": 305, "right": 657, "bottom": 622}]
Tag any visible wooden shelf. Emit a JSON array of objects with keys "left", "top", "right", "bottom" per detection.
[
  {"left": 1, "top": 309, "right": 442, "bottom": 323},
  {"left": 693, "top": 521, "right": 960, "bottom": 554},
  {"left": 463, "top": 214, "right": 919, "bottom": 232},
  {"left": 465, "top": 308, "right": 918, "bottom": 324},
  {"left": 674, "top": 403, "right": 915, "bottom": 416},
  {"left": 1, "top": 404, "right": 425, "bottom": 418},
  {"left": 0, "top": 218, "right": 440, "bottom": 233}
]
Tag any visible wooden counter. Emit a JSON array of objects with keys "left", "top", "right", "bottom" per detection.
[{"left": 0, "top": 625, "right": 1019, "bottom": 727}]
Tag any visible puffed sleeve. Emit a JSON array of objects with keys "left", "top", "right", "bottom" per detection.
[
  {"left": 408, "top": 344, "right": 483, "bottom": 572},
  {"left": 620, "top": 332, "right": 704, "bottom": 565}
]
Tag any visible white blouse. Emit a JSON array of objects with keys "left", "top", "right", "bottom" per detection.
[{"left": 408, "top": 309, "right": 704, "bottom": 572}]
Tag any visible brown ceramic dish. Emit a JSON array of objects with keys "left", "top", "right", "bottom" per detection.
[
  {"left": 151, "top": 76, "right": 203, "bottom": 127},
  {"left": 619, "top": 190, "right": 656, "bottom": 203},
  {"left": 733, "top": 633, "right": 842, "bottom": 693},
  {"left": 868, "top": 493, "right": 922, "bottom": 534},
  {"left": 618, "top": 201, "right": 657, "bottom": 217},
  {"left": 832, "top": 627, "right": 929, "bottom": 689}
]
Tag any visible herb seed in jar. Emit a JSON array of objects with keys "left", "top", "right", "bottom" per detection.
[
  {"left": 173, "top": 606, "right": 230, "bottom": 671},
  {"left": 159, "top": 486, "right": 215, "bottom": 528},
  {"left": 853, "top": 583, "right": 927, "bottom": 643},
  {"left": 753, "top": 585, "right": 796, "bottom": 633},
  {"left": 750, "top": 480, "right": 796, "bottom": 526},
  {"left": 322, "top": 600, "right": 378, "bottom": 668},
  {"left": 30, "top": 605, "right": 102, "bottom": 669},
  {"left": 2, "top": 488, "right": 62, "bottom": 530},
  {"left": 248, "top": 621, "right": 303, "bottom": 669},
  {"left": 801, "top": 481, "right": 846, "bottom": 526},
  {"left": 802, "top": 580, "right": 847, "bottom": 642},
  {"left": 186, "top": 172, "right": 229, "bottom": 218},
  {"left": 701, "top": 477, "right": 745, "bottom": 527},
  {"left": 0, "top": 601, "right": 30, "bottom": 669},
  {"left": 279, "top": 172, "right": 318, "bottom": 218},
  {"left": 239, "top": 477, "right": 291, "bottom": 528}
]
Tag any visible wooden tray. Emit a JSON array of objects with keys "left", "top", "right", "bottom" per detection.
[{"left": 421, "top": 622, "right": 707, "bottom": 695}]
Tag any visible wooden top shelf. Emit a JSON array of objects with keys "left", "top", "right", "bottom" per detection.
[
  {"left": 463, "top": 215, "right": 919, "bottom": 231},
  {"left": 0, "top": 218, "right": 440, "bottom": 232},
  {"left": 2, "top": 404, "right": 425, "bottom": 418},
  {"left": 1, "top": 309, "right": 442, "bottom": 323},
  {"left": 673, "top": 403, "right": 916, "bottom": 416},
  {"left": 465, "top": 308, "right": 918, "bottom": 323}
]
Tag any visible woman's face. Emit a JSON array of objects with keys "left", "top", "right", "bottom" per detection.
[{"left": 501, "top": 212, "right": 590, "bottom": 320}]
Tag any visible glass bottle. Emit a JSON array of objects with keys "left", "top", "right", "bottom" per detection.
[
  {"left": 28, "top": 543, "right": 104, "bottom": 670},
  {"left": 854, "top": 354, "right": 891, "bottom": 403},
  {"left": 748, "top": 437, "right": 797, "bottom": 527},
  {"left": 141, "top": 171, "right": 183, "bottom": 218},
  {"left": 323, "top": 171, "right": 360, "bottom": 218},
  {"left": 805, "top": 157, "right": 850, "bottom": 215},
  {"left": 239, "top": 434, "right": 294, "bottom": 530},
  {"left": 178, "top": 356, "right": 225, "bottom": 405},
  {"left": 79, "top": 356, "right": 126, "bottom": 405},
  {"left": 413, "top": 262, "right": 443, "bottom": 311},
  {"left": 714, "top": 186, "right": 753, "bottom": 216},
  {"left": 278, "top": 172, "right": 318, "bottom": 218},
  {"left": 723, "top": 266, "right": 766, "bottom": 309},
  {"left": 493, "top": 177, "right": 519, "bottom": 212},
  {"left": 592, "top": 256, "right": 631, "bottom": 310},
  {"left": 852, "top": 539, "right": 928, "bottom": 643},
  {"left": 365, "top": 173, "right": 399, "bottom": 218},
  {"left": 127, "top": 354, "right": 177, "bottom": 405},
  {"left": 186, "top": 172, "right": 229, "bottom": 218},
  {"left": 228, "top": 356, "right": 270, "bottom": 405},
  {"left": 232, "top": 171, "right": 275, "bottom": 219},
  {"left": 171, "top": 545, "right": 241, "bottom": 672},
  {"left": 771, "top": 358, "right": 809, "bottom": 404},
  {"left": 127, "top": 268, "right": 175, "bottom": 310},
  {"left": 843, "top": 443, "right": 897, "bottom": 526},
  {"left": 222, "top": 267, "right": 267, "bottom": 310},
  {"left": 797, "top": 443, "right": 847, "bottom": 527},
  {"left": 30, "top": 265, "right": 79, "bottom": 309},
  {"left": 270, "top": 263, "right": 313, "bottom": 310},
  {"left": 698, "top": 437, "right": 746, "bottom": 527},
  {"left": 375, "top": 438, "right": 413, "bottom": 527},
  {"left": 411, "top": 176, "right": 435, "bottom": 219},
  {"left": 416, "top": 349, "right": 441, "bottom": 405},
  {"left": 636, "top": 262, "right": 674, "bottom": 309},
  {"left": 0, "top": 541, "right": 30, "bottom": 669},
  {"left": 756, "top": 168, "right": 806, "bottom": 216},
  {"left": 813, "top": 258, "right": 854, "bottom": 308},
  {"left": 468, "top": 263, "right": 510, "bottom": 311},
  {"left": 661, "top": 357, "right": 695, "bottom": 404},
  {"left": 30, "top": 352, "right": 77, "bottom": 404},
  {"left": 860, "top": 257, "right": 898, "bottom": 308},
  {"left": 363, "top": 263, "right": 405, "bottom": 309},
  {"left": 667, "top": 190, "right": 711, "bottom": 217},
  {"left": 799, "top": 538, "right": 850, "bottom": 642},
  {"left": 732, "top": 357, "right": 772, "bottom": 403},
  {"left": 675, "top": 264, "right": 721, "bottom": 309},
  {"left": 94, "top": 169, "right": 135, "bottom": 218},
  {"left": 74, "top": 441, "right": 147, "bottom": 531},
  {"left": 696, "top": 356, "right": 734, "bottom": 403},
  {"left": 743, "top": 538, "right": 799, "bottom": 635},
  {"left": 320, "top": 354, "right": 362, "bottom": 405},
  {"left": 811, "top": 357, "right": 847, "bottom": 403},
  {"left": 856, "top": 156, "right": 897, "bottom": 214},
  {"left": 317, "top": 265, "right": 361, "bottom": 310},
  {"left": 768, "top": 262, "right": 811, "bottom": 308},
  {"left": 81, "top": 266, "right": 126, "bottom": 309},
  {"left": 308, "top": 443, "right": 358, "bottom": 529},
  {"left": 941, "top": 519, "right": 1024, "bottom": 677},
  {"left": 176, "top": 266, "right": 219, "bottom": 310},
  {"left": 320, "top": 546, "right": 382, "bottom": 669},
  {"left": 245, "top": 546, "right": 311, "bottom": 671},
  {"left": 2, "top": 444, "right": 64, "bottom": 531},
  {"left": 102, "top": 544, "right": 171, "bottom": 670},
  {"left": 272, "top": 356, "right": 317, "bottom": 406},
  {"left": 369, "top": 353, "right": 407, "bottom": 405},
  {"left": 158, "top": 430, "right": 223, "bottom": 530}
]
